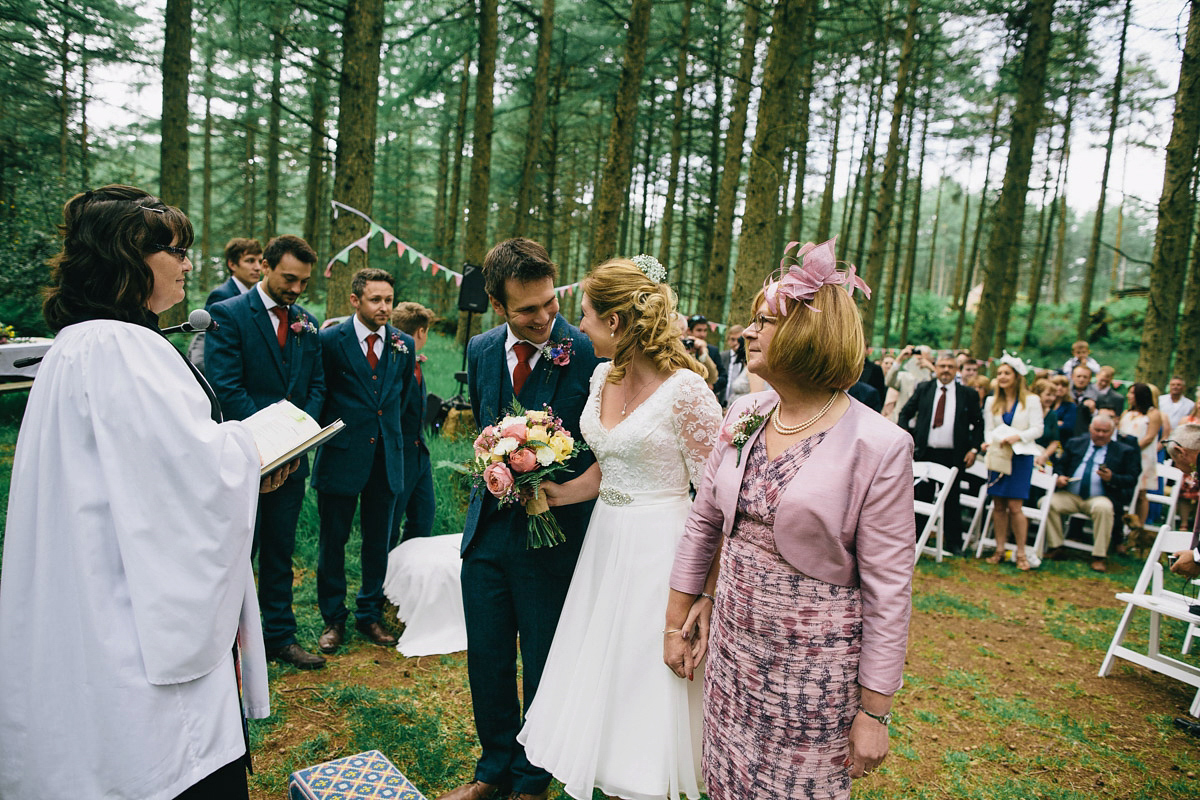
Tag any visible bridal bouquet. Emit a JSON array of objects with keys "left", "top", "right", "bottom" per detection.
[{"left": 470, "top": 402, "right": 588, "bottom": 549}]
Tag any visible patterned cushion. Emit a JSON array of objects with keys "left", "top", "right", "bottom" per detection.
[{"left": 288, "top": 750, "right": 426, "bottom": 799}]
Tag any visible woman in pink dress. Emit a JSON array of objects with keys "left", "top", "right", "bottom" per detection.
[{"left": 665, "top": 239, "right": 916, "bottom": 800}]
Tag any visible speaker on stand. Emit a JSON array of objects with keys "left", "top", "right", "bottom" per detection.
[{"left": 456, "top": 262, "right": 488, "bottom": 396}]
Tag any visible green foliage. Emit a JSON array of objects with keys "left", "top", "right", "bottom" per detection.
[
  {"left": 912, "top": 590, "right": 997, "bottom": 620},
  {"left": 0, "top": 224, "right": 57, "bottom": 337}
]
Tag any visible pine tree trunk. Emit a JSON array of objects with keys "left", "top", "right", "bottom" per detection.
[
  {"left": 328, "top": 0, "right": 385, "bottom": 319},
  {"left": 513, "top": 0, "right": 555, "bottom": 237},
  {"left": 59, "top": 19, "right": 69, "bottom": 183},
  {"left": 446, "top": 52, "right": 471, "bottom": 266},
  {"left": 1077, "top": 0, "right": 1130, "bottom": 340},
  {"left": 1137, "top": 0, "right": 1200, "bottom": 385},
  {"left": 590, "top": 0, "right": 653, "bottom": 263},
  {"left": 882, "top": 124, "right": 911, "bottom": 348},
  {"left": 657, "top": 0, "right": 691, "bottom": 269},
  {"left": 303, "top": 41, "right": 330, "bottom": 260},
  {"left": 159, "top": 0, "right": 192, "bottom": 326},
  {"left": 265, "top": 28, "right": 283, "bottom": 243},
  {"left": 727, "top": 0, "right": 816, "bottom": 317},
  {"left": 700, "top": 2, "right": 724, "bottom": 272},
  {"left": 80, "top": 40, "right": 89, "bottom": 187},
  {"left": 459, "top": 0, "right": 499, "bottom": 344},
  {"left": 242, "top": 98, "right": 256, "bottom": 236},
  {"left": 787, "top": 39, "right": 817, "bottom": 244},
  {"left": 849, "top": 70, "right": 885, "bottom": 266},
  {"left": 1174, "top": 202, "right": 1200, "bottom": 388},
  {"left": 970, "top": 0, "right": 1055, "bottom": 362},
  {"left": 201, "top": 45, "right": 213, "bottom": 279},
  {"left": 433, "top": 98, "right": 452, "bottom": 260},
  {"left": 861, "top": 0, "right": 921, "bottom": 342},
  {"left": 905, "top": 104, "right": 929, "bottom": 306},
  {"left": 949, "top": 153, "right": 973, "bottom": 312},
  {"left": 816, "top": 80, "right": 845, "bottom": 242},
  {"left": 703, "top": 0, "right": 760, "bottom": 313},
  {"left": 953, "top": 90, "right": 1004, "bottom": 349},
  {"left": 1110, "top": 201, "right": 1124, "bottom": 289}
]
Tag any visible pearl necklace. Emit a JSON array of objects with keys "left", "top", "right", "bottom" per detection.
[{"left": 771, "top": 391, "right": 838, "bottom": 436}]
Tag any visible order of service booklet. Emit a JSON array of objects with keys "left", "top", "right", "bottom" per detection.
[{"left": 243, "top": 399, "right": 345, "bottom": 476}]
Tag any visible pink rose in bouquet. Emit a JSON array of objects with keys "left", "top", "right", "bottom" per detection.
[
  {"left": 500, "top": 421, "right": 528, "bottom": 444},
  {"left": 483, "top": 462, "right": 516, "bottom": 498},
  {"left": 508, "top": 447, "right": 539, "bottom": 473}
]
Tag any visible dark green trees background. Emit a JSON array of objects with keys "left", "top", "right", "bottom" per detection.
[{"left": 1, "top": 0, "right": 1196, "bottom": 384}]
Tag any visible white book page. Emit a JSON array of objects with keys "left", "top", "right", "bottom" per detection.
[{"left": 242, "top": 400, "right": 321, "bottom": 466}]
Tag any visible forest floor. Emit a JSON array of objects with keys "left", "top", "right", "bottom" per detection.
[{"left": 248, "top": 548, "right": 1200, "bottom": 800}]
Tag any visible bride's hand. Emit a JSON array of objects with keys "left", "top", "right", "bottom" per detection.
[
  {"left": 540, "top": 463, "right": 601, "bottom": 507},
  {"left": 540, "top": 479, "right": 567, "bottom": 507}
]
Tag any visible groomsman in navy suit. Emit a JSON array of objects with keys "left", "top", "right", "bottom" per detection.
[
  {"left": 311, "top": 268, "right": 415, "bottom": 652},
  {"left": 390, "top": 301, "right": 438, "bottom": 547},
  {"left": 437, "top": 239, "right": 598, "bottom": 800},
  {"left": 205, "top": 234, "right": 327, "bottom": 670},
  {"left": 206, "top": 237, "right": 263, "bottom": 307}
]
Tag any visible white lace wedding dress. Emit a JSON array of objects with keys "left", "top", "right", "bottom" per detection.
[{"left": 517, "top": 363, "right": 721, "bottom": 800}]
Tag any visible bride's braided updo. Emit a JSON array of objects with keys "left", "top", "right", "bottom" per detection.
[{"left": 582, "top": 258, "right": 705, "bottom": 384}]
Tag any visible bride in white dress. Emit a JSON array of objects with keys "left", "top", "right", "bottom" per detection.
[{"left": 517, "top": 257, "right": 722, "bottom": 800}]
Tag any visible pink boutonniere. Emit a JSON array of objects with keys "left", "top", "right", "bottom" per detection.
[
  {"left": 389, "top": 332, "right": 409, "bottom": 355},
  {"left": 416, "top": 354, "right": 427, "bottom": 364},
  {"left": 723, "top": 404, "right": 769, "bottom": 466},
  {"left": 542, "top": 337, "right": 573, "bottom": 367},
  {"left": 289, "top": 315, "right": 317, "bottom": 336}
]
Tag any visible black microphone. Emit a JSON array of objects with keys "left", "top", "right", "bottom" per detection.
[{"left": 161, "top": 308, "right": 218, "bottom": 335}]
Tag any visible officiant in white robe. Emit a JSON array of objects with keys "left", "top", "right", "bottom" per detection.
[{"left": 0, "top": 186, "right": 275, "bottom": 800}]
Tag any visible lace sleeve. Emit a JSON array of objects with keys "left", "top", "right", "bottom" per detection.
[{"left": 671, "top": 370, "right": 723, "bottom": 489}]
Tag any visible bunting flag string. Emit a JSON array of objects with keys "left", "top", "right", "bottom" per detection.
[{"left": 324, "top": 200, "right": 582, "bottom": 295}]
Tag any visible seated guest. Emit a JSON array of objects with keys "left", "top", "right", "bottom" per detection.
[
  {"left": 899, "top": 352, "right": 984, "bottom": 553},
  {"left": 1067, "top": 365, "right": 1098, "bottom": 435},
  {"left": 1045, "top": 415, "right": 1140, "bottom": 572},
  {"left": 1050, "top": 373, "right": 1077, "bottom": 441},
  {"left": 1062, "top": 340, "right": 1101, "bottom": 376},
  {"left": 1032, "top": 378, "right": 1061, "bottom": 468},
  {"left": 1160, "top": 375, "right": 1194, "bottom": 436},
  {"left": 1095, "top": 366, "right": 1125, "bottom": 416}
]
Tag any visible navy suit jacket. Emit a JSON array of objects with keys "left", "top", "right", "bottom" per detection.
[
  {"left": 205, "top": 277, "right": 242, "bottom": 308},
  {"left": 204, "top": 290, "right": 326, "bottom": 477},
  {"left": 898, "top": 379, "right": 985, "bottom": 463},
  {"left": 402, "top": 356, "right": 430, "bottom": 468},
  {"left": 461, "top": 315, "right": 598, "bottom": 559},
  {"left": 310, "top": 318, "right": 414, "bottom": 496},
  {"left": 1054, "top": 433, "right": 1140, "bottom": 511}
]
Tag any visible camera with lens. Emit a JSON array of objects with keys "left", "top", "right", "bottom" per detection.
[{"left": 682, "top": 337, "right": 695, "bottom": 349}]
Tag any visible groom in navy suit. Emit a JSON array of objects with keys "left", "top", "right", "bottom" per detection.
[
  {"left": 205, "top": 234, "right": 327, "bottom": 670},
  {"left": 311, "top": 268, "right": 415, "bottom": 653},
  {"left": 438, "top": 239, "right": 598, "bottom": 800}
]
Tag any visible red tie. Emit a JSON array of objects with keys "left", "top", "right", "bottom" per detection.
[
  {"left": 513, "top": 341, "right": 537, "bottom": 396},
  {"left": 366, "top": 333, "right": 379, "bottom": 370},
  {"left": 271, "top": 307, "right": 288, "bottom": 348},
  {"left": 933, "top": 385, "right": 947, "bottom": 428},
  {"left": 414, "top": 361, "right": 423, "bottom": 386}
]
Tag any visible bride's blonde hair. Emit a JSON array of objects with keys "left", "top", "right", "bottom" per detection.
[{"left": 582, "top": 259, "right": 705, "bottom": 384}]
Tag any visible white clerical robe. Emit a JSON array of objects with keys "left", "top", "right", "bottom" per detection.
[{"left": 0, "top": 319, "right": 266, "bottom": 800}]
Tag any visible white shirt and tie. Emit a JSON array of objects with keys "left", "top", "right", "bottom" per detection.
[
  {"left": 505, "top": 327, "right": 543, "bottom": 388},
  {"left": 926, "top": 380, "right": 958, "bottom": 450},
  {"left": 1067, "top": 442, "right": 1107, "bottom": 498},
  {"left": 353, "top": 314, "right": 385, "bottom": 364}
]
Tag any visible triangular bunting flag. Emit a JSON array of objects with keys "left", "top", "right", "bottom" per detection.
[
  {"left": 353, "top": 235, "right": 370, "bottom": 253},
  {"left": 382, "top": 231, "right": 396, "bottom": 249},
  {"left": 395, "top": 242, "right": 408, "bottom": 259},
  {"left": 420, "top": 255, "right": 430, "bottom": 272},
  {"left": 368, "top": 222, "right": 381, "bottom": 238},
  {"left": 333, "top": 247, "right": 352, "bottom": 264},
  {"left": 455, "top": 275, "right": 463, "bottom": 287}
]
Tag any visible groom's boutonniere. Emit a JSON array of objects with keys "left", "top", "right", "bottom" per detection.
[
  {"left": 289, "top": 313, "right": 317, "bottom": 336},
  {"left": 542, "top": 337, "right": 573, "bottom": 367},
  {"left": 721, "top": 403, "right": 768, "bottom": 466},
  {"left": 389, "top": 332, "right": 409, "bottom": 355}
]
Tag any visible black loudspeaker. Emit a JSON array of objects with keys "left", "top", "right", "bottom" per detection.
[{"left": 458, "top": 262, "right": 489, "bottom": 312}]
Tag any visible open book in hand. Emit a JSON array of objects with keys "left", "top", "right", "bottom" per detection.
[{"left": 242, "top": 400, "right": 345, "bottom": 476}]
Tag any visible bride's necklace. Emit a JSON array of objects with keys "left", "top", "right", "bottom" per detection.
[
  {"left": 621, "top": 374, "right": 655, "bottom": 415},
  {"left": 771, "top": 391, "right": 838, "bottom": 436}
]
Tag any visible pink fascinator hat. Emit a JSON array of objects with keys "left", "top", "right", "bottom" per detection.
[{"left": 763, "top": 237, "right": 871, "bottom": 315}]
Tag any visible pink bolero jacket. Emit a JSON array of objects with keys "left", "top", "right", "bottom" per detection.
[{"left": 670, "top": 390, "right": 917, "bottom": 695}]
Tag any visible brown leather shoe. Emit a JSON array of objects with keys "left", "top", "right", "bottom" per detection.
[
  {"left": 268, "top": 642, "right": 326, "bottom": 670},
  {"left": 435, "top": 781, "right": 504, "bottom": 800},
  {"left": 318, "top": 621, "right": 345, "bottom": 653},
  {"left": 355, "top": 619, "right": 399, "bottom": 647},
  {"left": 508, "top": 791, "right": 549, "bottom": 800},
  {"left": 1091, "top": 558, "right": 1108, "bottom": 573}
]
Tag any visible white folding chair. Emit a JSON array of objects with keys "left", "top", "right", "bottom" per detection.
[
  {"left": 1146, "top": 463, "right": 1184, "bottom": 532},
  {"left": 1099, "top": 527, "right": 1200, "bottom": 716},
  {"left": 959, "top": 459, "right": 991, "bottom": 553},
  {"left": 974, "top": 467, "right": 1058, "bottom": 560},
  {"left": 913, "top": 461, "right": 959, "bottom": 563}
]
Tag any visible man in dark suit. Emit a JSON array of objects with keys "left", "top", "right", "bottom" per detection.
[
  {"left": 1046, "top": 414, "right": 1140, "bottom": 572},
  {"left": 205, "top": 234, "right": 327, "bottom": 669},
  {"left": 860, "top": 351, "right": 887, "bottom": 402},
  {"left": 898, "top": 352, "right": 984, "bottom": 553},
  {"left": 437, "top": 239, "right": 598, "bottom": 800},
  {"left": 687, "top": 314, "right": 726, "bottom": 401},
  {"left": 390, "top": 301, "right": 437, "bottom": 547},
  {"left": 205, "top": 237, "right": 262, "bottom": 307},
  {"left": 310, "top": 268, "right": 414, "bottom": 654}
]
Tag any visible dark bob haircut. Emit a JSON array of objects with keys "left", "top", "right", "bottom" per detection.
[{"left": 43, "top": 184, "right": 193, "bottom": 331}]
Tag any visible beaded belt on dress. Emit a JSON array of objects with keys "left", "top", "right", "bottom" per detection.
[{"left": 597, "top": 486, "right": 690, "bottom": 507}]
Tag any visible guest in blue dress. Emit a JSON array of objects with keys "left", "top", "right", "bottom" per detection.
[{"left": 982, "top": 354, "right": 1043, "bottom": 571}]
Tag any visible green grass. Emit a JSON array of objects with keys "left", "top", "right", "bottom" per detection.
[{"left": 912, "top": 589, "right": 997, "bottom": 620}]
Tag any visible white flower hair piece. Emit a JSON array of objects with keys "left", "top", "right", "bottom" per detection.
[
  {"left": 997, "top": 350, "right": 1029, "bottom": 377},
  {"left": 631, "top": 253, "right": 666, "bottom": 284}
]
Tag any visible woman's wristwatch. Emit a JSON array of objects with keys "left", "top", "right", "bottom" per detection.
[{"left": 859, "top": 706, "right": 892, "bottom": 726}]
